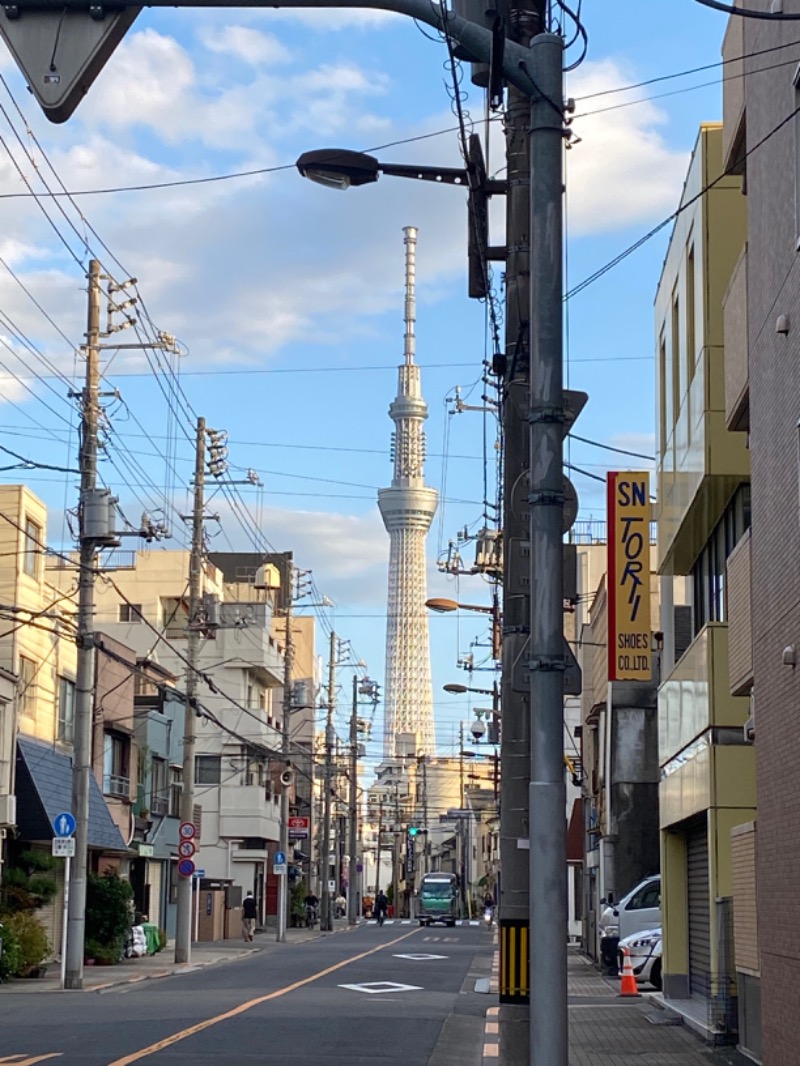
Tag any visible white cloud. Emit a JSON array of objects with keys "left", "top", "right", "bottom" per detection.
[
  {"left": 566, "top": 59, "right": 690, "bottom": 235},
  {"left": 198, "top": 26, "right": 293, "bottom": 66}
]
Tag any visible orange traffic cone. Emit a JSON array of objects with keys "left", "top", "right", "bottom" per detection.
[{"left": 618, "top": 947, "right": 642, "bottom": 998}]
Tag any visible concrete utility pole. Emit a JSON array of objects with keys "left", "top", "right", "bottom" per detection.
[
  {"left": 320, "top": 629, "right": 337, "bottom": 931},
  {"left": 528, "top": 32, "right": 568, "bottom": 1066},
  {"left": 277, "top": 573, "right": 295, "bottom": 943},
  {"left": 498, "top": 0, "right": 545, "bottom": 1057},
  {"left": 347, "top": 674, "right": 359, "bottom": 926},
  {"left": 64, "top": 258, "right": 101, "bottom": 990},
  {"left": 375, "top": 794, "right": 383, "bottom": 895},
  {"left": 174, "top": 416, "right": 206, "bottom": 965}
]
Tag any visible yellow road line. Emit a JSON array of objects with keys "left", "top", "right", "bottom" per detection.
[{"left": 106, "top": 928, "right": 419, "bottom": 1066}]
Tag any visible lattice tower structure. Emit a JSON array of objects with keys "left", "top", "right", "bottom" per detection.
[{"left": 378, "top": 226, "right": 438, "bottom": 759}]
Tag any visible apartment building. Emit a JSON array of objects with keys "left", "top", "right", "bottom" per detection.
[
  {"left": 57, "top": 549, "right": 288, "bottom": 924},
  {"left": 654, "top": 123, "right": 753, "bottom": 1039}
]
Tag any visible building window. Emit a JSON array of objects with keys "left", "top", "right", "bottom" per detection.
[
  {"left": 57, "top": 677, "right": 75, "bottom": 742},
  {"left": 23, "top": 518, "right": 41, "bottom": 579},
  {"left": 658, "top": 334, "right": 668, "bottom": 456},
  {"left": 685, "top": 242, "right": 696, "bottom": 379},
  {"left": 169, "top": 767, "right": 183, "bottom": 818},
  {"left": 195, "top": 755, "right": 221, "bottom": 785},
  {"left": 671, "top": 292, "right": 681, "bottom": 426},
  {"left": 691, "top": 484, "right": 752, "bottom": 633},
  {"left": 151, "top": 756, "right": 168, "bottom": 816},
  {"left": 17, "top": 656, "right": 36, "bottom": 718},
  {"left": 119, "top": 603, "right": 143, "bottom": 623},
  {"left": 103, "top": 732, "right": 130, "bottom": 797}
]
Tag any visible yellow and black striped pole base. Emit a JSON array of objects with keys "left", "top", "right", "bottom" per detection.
[{"left": 499, "top": 919, "right": 529, "bottom": 1004}]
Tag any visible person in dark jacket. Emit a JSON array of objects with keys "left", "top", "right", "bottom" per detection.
[
  {"left": 374, "top": 890, "right": 388, "bottom": 926},
  {"left": 242, "top": 891, "right": 258, "bottom": 941}
]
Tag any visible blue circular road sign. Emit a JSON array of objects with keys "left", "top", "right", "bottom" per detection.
[
  {"left": 178, "top": 858, "right": 196, "bottom": 878},
  {"left": 53, "top": 812, "right": 76, "bottom": 838}
]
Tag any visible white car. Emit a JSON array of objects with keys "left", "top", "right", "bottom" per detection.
[
  {"left": 599, "top": 874, "right": 661, "bottom": 944},
  {"left": 617, "top": 927, "right": 662, "bottom": 990}
]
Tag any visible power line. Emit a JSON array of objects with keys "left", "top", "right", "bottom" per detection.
[{"left": 567, "top": 102, "right": 799, "bottom": 299}]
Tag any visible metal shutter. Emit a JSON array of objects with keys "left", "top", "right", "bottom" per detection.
[{"left": 687, "top": 823, "right": 710, "bottom": 997}]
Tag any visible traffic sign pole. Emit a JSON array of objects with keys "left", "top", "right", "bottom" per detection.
[{"left": 60, "top": 854, "right": 70, "bottom": 990}]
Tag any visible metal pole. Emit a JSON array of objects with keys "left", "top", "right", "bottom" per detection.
[
  {"left": 528, "top": 32, "right": 567, "bottom": 1066},
  {"left": 375, "top": 795, "right": 383, "bottom": 895},
  {"left": 277, "top": 578, "right": 294, "bottom": 943},
  {"left": 320, "top": 629, "right": 336, "bottom": 931},
  {"left": 499, "top": 0, "right": 543, "bottom": 1056},
  {"left": 348, "top": 674, "right": 358, "bottom": 925},
  {"left": 60, "top": 853, "right": 70, "bottom": 989},
  {"left": 64, "top": 258, "right": 101, "bottom": 990},
  {"left": 174, "top": 416, "right": 206, "bottom": 965}
]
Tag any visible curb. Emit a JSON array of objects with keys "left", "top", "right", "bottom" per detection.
[
  {"left": 482, "top": 1005, "right": 499, "bottom": 1060},
  {"left": 90, "top": 947, "right": 261, "bottom": 992}
]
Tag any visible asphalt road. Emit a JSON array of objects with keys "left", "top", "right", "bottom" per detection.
[{"left": 0, "top": 923, "right": 492, "bottom": 1066}]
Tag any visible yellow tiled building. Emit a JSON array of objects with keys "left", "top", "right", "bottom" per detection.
[{"left": 655, "top": 124, "right": 754, "bottom": 1034}]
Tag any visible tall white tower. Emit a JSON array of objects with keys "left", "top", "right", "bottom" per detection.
[{"left": 378, "top": 226, "right": 438, "bottom": 759}]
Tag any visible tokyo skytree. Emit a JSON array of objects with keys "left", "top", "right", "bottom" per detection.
[{"left": 378, "top": 226, "right": 438, "bottom": 759}]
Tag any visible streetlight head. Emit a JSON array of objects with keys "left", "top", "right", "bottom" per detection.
[
  {"left": 425, "top": 597, "right": 460, "bottom": 613},
  {"left": 443, "top": 683, "right": 468, "bottom": 694},
  {"left": 295, "top": 149, "right": 381, "bottom": 190}
]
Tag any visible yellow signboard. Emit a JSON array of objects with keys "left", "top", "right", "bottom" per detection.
[{"left": 607, "top": 472, "right": 651, "bottom": 682}]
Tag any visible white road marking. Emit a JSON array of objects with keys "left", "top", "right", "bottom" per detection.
[
  {"left": 392, "top": 953, "right": 448, "bottom": 960},
  {"left": 338, "top": 981, "right": 423, "bottom": 994}
]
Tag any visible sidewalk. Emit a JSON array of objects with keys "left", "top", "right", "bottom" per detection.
[
  {"left": 482, "top": 947, "right": 753, "bottom": 1066},
  {"left": 0, "top": 917, "right": 353, "bottom": 994}
]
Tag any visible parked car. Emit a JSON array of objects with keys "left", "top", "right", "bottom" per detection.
[
  {"left": 617, "top": 926, "right": 662, "bottom": 990},
  {"left": 598, "top": 875, "right": 661, "bottom": 974}
]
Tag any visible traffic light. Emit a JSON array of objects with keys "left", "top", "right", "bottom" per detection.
[{"left": 408, "top": 826, "right": 420, "bottom": 837}]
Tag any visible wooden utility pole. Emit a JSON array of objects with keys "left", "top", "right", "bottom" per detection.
[
  {"left": 319, "top": 629, "right": 337, "bottom": 930},
  {"left": 174, "top": 416, "right": 205, "bottom": 964},
  {"left": 276, "top": 571, "right": 294, "bottom": 943},
  {"left": 64, "top": 259, "right": 102, "bottom": 989}
]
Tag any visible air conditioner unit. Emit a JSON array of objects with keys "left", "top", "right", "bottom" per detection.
[{"left": 0, "top": 794, "right": 17, "bottom": 827}]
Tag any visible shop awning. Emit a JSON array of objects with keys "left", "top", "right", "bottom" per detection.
[{"left": 16, "top": 736, "right": 127, "bottom": 852}]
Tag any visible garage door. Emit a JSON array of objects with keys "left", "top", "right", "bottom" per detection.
[{"left": 687, "top": 823, "right": 710, "bottom": 997}]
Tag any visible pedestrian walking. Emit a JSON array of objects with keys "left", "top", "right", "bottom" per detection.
[
  {"left": 374, "top": 889, "right": 388, "bottom": 927},
  {"left": 242, "top": 891, "right": 258, "bottom": 942}
]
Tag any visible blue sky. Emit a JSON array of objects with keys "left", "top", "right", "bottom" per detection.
[{"left": 0, "top": 0, "right": 732, "bottom": 769}]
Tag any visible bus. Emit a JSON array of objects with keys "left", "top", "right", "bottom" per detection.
[{"left": 417, "top": 872, "right": 459, "bottom": 926}]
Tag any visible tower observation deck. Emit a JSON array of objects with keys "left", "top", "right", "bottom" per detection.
[{"left": 378, "top": 226, "right": 438, "bottom": 759}]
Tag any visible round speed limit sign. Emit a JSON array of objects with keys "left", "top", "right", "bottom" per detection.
[
  {"left": 179, "top": 821, "right": 196, "bottom": 840},
  {"left": 178, "top": 840, "right": 196, "bottom": 859}
]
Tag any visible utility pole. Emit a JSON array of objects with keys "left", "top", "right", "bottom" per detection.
[
  {"left": 64, "top": 259, "right": 101, "bottom": 989},
  {"left": 174, "top": 416, "right": 206, "bottom": 965},
  {"left": 277, "top": 571, "right": 294, "bottom": 943},
  {"left": 375, "top": 794, "right": 383, "bottom": 895},
  {"left": 498, "top": 0, "right": 546, "bottom": 1059},
  {"left": 420, "top": 755, "right": 429, "bottom": 877},
  {"left": 347, "top": 674, "right": 359, "bottom": 926},
  {"left": 528, "top": 31, "right": 568, "bottom": 1066},
  {"left": 320, "top": 628, "right": 336, "bottom": 931}
]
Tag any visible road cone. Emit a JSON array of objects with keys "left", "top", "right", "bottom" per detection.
[{"left": 618, "top": 947, "right": 641, "bottom": 998}]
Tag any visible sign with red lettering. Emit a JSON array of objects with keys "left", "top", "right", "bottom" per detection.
[{"left": 607, "top": 472, "right": 651, "bottom": 682}]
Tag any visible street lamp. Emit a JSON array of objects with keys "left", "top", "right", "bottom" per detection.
[
  {"left": 296, "top": 136, "right": 506, "bottom": 300},
  {"left": 426, "top": 597, "right": 494, "bottom": 615}
]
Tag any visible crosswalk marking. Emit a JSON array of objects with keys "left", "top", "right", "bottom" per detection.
[
  {"left": 366, "top": 918, "right": 476, "bottom": 927},
  {"left": 0, "top": 1055, "right": 62, "bottom": 1065}
]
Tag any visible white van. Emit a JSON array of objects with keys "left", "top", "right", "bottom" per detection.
[{"left": 599, "top": 874, "right": 661, "bottom": 945}]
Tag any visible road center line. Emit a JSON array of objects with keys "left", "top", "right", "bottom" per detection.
[{"left": 105, "top": 929, "right": 420, "bottom": 1066}]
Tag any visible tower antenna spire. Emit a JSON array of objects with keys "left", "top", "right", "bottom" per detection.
[
  {"left": 404, "top": 225, "right": 416, "bottom": 367},
  {"left": 378, "top": 227, "right": 438, "bottom": 759}
]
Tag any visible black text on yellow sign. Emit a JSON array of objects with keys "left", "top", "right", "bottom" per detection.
[{"left": 607, "top": 471, "right": 651, "bottom": 682}]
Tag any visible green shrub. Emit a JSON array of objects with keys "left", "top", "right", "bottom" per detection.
[
  {"left": 6, "top": 911, "right": 49, "bottom": 974},
  {"left": 85, "top": 872, "right": 133, "bottom": 959},
  {"left": 1, "top": 851, "right": 57, "bottom": 913},
  {"left": 0, "top": 919, "right": 22, "bottom": 981},
  {"left": 84, "top": 938, "right": 120, "bottom": 965}
]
